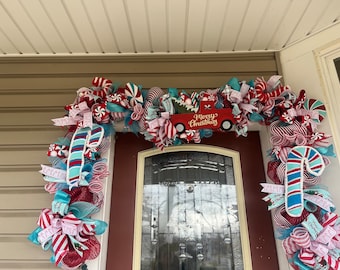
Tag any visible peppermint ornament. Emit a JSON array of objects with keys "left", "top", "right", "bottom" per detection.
[{"left": 303, "top": 98, "right": 326, "bottom": 123}]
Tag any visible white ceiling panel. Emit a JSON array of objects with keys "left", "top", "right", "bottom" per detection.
[
  {"left": 185, "top": 0, "right": 207, "bottom": 52},
  {"left": 20, "top": 0, "right": 69, "bottom": 54},
  {"left": 218, "top": 0, "right": 250, "bottom": 51},
  {"left": 145, "top": 0, "right": 168, "bottom": 52},
  {"left": 234, "top": 0, "right": 272, "bottom": 51},
  {"left": 0, "top": 0, "right": 338, "bottom": 56},
  {"left": 103, "top": 0, "right": 134, "bottom": 53},
  {"left": 250, "top": 0, "right": 291, "bottom": 51},
  {"left": 285, "top": 0, "right": 332, "bottom": 46},
  {"left": 125, "top": 0, "right": 152, "bottom": 53},
  {"left": 168, "top": 0, "right": 188, "bottom": 52},
  {"left": 314, "top": 0, "right": 340, "bottom": 30},
  {"left": 62, "top": 0, "right": 103, "bottom": 53},
  {"left": 82, "top": 0, "right": 119, "bottom": 53},
  {"left": 200, "top": 0, "right": 229, "bottom": 52},
  {"left": 1, "top": 0, "right": 52, "bottom": 53},
  {"left": 268, "top": 0, "right": 311, "bottom": 49},
  {"left": 40, "top": 1, "right": 85, "bottom": 53}
]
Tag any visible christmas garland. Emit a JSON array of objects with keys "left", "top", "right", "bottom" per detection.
[{"left": 28, "top": 75, "right": 338, "bottom": 269}]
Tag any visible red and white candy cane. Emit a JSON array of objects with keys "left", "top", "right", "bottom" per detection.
[
  {"left": 139, "top": 87, "right": 164, "bottom": 131},
  {"left": 92, "top": 77, "right": 112, "bottom": 98},
  {"left": 255, "top": 77, "right": 290, "bottom": 104},
  {"left": 285, "top": 146, "right": 325, "bottom": 217}
]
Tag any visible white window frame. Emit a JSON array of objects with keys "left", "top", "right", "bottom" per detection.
[{"left": 314, "top": 39, "right": 340, "bottom": 162}]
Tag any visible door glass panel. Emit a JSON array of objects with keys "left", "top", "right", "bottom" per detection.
[{"left": 134, "top": 148, "right": 250, "bottom": 270}]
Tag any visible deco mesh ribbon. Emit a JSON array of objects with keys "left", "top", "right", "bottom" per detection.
[{"left": 29, "top": 75, "right": 337, "bottom": 269}]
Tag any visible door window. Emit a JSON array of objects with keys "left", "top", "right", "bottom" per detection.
[{"left": 133, "top": 146, "right": 251, "bottom": 270}]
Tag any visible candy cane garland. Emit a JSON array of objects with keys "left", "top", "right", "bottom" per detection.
[
  {"left": 285, "top": 146, "right": 325, "bottom": 217},
  {"left": 30, "top": 75, "right": 337, "bottom": 269},
  {"left": 67, "top": 124, "right": 104, "bottom": 189}
]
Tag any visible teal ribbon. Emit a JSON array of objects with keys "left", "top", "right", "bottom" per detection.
[
  {"left": 161, "top": 95, "right": 175, "bottom": 114},
  {"left": 54, "top": 137, "right": 71, "bottom": 147},
  {"left": 43, "top": 175, "right": 66, "bottom": 183},
  {"left": 263, "top": 193, "right": 285, "bottom": 210},
  {"left": 69, "top": 201, "right": 99, "bottom": 219},
  {"left": 304, "top": 185, "right": 332, "bottom": 201},
  {"left": 302, "top": 213, "right": 323, "bottom": 240},
  {"left": 52, "top": 190, "right": 71, "bottom": 215},
  {"left": 82, "top": 218, "right": 108, "bottom": 235},
  {"left": 110, "top": 81, "right": 121, "bottom": 93},
  {"left": 28, "top": 226, "right": 52, "bottom": 251},
  {"left": 248, "top": 79, "right": 255, "bottom": 88},
  {"left": 27, "top": 227, "right": 42, "bottom": 245},
  {"left": 106, "top": 102, "right": 126, "bottom": 112},
  {"left": 249, "top": 112, "right": 264, "bottom": 122},
  {"left": 199, "top": 129, "right": 213, "bottom": 138},
  {"left": 232, "top": 104, "right": 241, "bottom": 116},
  {"left": 93, "top": 219, "right": 108, "bottom": 235},
  {"left": 227, "top": 77, "right": 241, "bottom": 91},
  {"left": 168, "top": 88, "right": 178, "bottom": 98},
  {"left": 81, "top": 163, "right": 93, "bottom": 182},
  {"left": 146, "top": 106, "right": 159, "bottom": 121},
  {"left": 316, "top": 144, "right": 336, "bottom": 157}
]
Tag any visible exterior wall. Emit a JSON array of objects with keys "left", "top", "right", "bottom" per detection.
[
  {"left": 0, "top": 53, "right": 279, "bottom": 269},
  {"left": 278, "top": 22, "right": 340, "bottom": 269}
]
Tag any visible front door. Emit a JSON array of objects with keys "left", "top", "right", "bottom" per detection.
[{"left": 106, "top": 132, "right": 279, "bottom": 270}]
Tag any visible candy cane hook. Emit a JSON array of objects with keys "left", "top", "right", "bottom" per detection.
[
  {"left": 67, "top": 124, "right": 104, "bottom": 189},
  {"left": 285, "top": 146, "right": 325, "bottom": 217}
]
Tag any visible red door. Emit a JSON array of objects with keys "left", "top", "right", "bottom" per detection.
[{"left": 106, "top": 131, "right": 279, "bottom": 270}]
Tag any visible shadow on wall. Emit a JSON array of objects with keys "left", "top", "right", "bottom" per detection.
[{"left": 334, "top": 57, "right": 340, "bottom": 82}]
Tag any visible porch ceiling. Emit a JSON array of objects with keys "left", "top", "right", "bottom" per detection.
[{"left": 0, "top": 0, "right": 339, "bottom": 57}]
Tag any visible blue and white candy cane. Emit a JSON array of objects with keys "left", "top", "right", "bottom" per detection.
[
  {"left": 285, "top": 146, "right": 325, "bottom": 217},
  {"left": 67, "top": 124, "right": 104, "bottom": 189}
]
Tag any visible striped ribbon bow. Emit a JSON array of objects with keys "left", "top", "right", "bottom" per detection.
[
  {"left": 282, "top": 213, "right": 340, "bottom": 270},
  {"left": 146, "top": 112, "right": 177, "bottom": 150},
  {"left": 37, "top": 208, "right": 95, "bottom": 267}
]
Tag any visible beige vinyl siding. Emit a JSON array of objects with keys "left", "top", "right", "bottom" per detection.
[{"left": 0, "top": 53, "right": 279, "bottom": 269}]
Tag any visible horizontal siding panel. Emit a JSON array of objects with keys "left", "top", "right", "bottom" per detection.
[
  {"left": 0, "top": 146, "right": 48, "bottom": 166},
  {"left": 0, "top": 73, "right": 275, "bottom": 90},
  {"left": 0, "top": 236, "right": 50, "bottom": 260},
  {"left": 0, "top": 72, "right": 273, "bottom": 93},
  {"left": 0, "top": 110, "right": 63, "bottom": 126},
  {"left": 0, "top": 166, "right": 43, "bottom": 187},
  {"left": 0, "top": 261, "right": 55, "bottom": 270},
  {"left": 0, "top": 188, "right": 51, "bottom": 210},
  {"left": 0, "top": 58, "right": 278, "bottom": 75},
  {"left": 0, "top": 128, "right": 65, "bottom": 145},
  {"left": 0, "top": 54, "right": 277, "bottom": 75},
  {"left": 0, "top": 91, "right": 75, "bottom": 108},
  {"left": 0, "top": 210, "right": 41, "bottom": 234}
]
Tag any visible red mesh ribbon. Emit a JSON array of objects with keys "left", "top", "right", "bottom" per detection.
[
  {"left": 64, "top": 186, "right": 94, "bottom": 204},
  {"left": 62, "top": 236, "right": 100, "bottom": 268}
]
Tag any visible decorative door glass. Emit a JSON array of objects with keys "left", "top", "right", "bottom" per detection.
[{"left": 133, "top": 146, "right": 251, "bottom": 270}]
